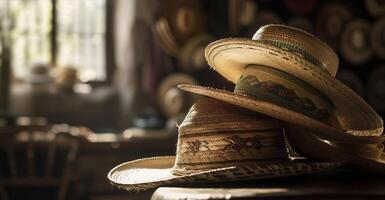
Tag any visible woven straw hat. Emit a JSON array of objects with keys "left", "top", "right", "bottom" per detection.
[
  {"left": 284, "top": 124, "right": 385, "bottom": 174},
  {"left": 157, "top": 73, "right": 198, "bottom": 118},
  {"left": 179, "top": 24, "right": 383, "bottom": 140},
  {"left": 160, "top": 0, "right": 205, "bottom": 45},
  {"left": 340, "top": 19, "right": 373, "bottom": 65},
  {"left": 108, "top": 98, "right": 337, "bottom": 191},
  {"left": 178, "top": 34, "right": 214, "bottom": 71},
  {"left": 315, "top": 3, "right": 352, "bottom": 51},
  {"left": 155, "top": 18, "right": 179, "bottom": 56}
]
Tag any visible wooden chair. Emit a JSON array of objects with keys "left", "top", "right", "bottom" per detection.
[{"left": 0, "top": 128, "right": 79, "bottom": 200}]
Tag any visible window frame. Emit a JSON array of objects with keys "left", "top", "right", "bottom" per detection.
[{"left": 49, "top": 0, "right": 115, "bottom": 85}]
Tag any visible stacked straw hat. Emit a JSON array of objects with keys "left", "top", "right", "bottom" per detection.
[
  {"left": 179, "top": 24, "right": 385, "bottom": 173},
  {"left": 108, "top": 97, "right": 338, "bottom": 190},
  {"left": 109, "top": 24, "right": 384, "bottom": 191}
]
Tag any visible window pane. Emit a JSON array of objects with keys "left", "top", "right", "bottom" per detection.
[
  {"left": 6, "top": 0, "right": 52, "bottom": 78},
  {"left": 57, "top": 0, "right": 106, "bottom": 82}
]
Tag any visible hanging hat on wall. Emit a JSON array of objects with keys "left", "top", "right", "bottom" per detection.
[
  {"left": 315, "top": 3, "right": 352, "bottom": 51},
  {"left": 371, "top": 18, "right": 385, "bottom": 60},
  {"left": 364, "top": 0, "right": 385, "bottom": 17},
  {"left": 154, "top": 18, "right": 180, "bottom": 56},
  {"left": 180, "top": 24, "right": 383, "bottom": 138},
  {"left": 160, "top": 0, "right": 205, "bottom": 45},
  {"left": 178, "top": 34, "right": 214, "bottom": 72},
  {"left": 228, "top": 0, "right": 258, "bottom": 34},
  {"left": 157, "top": 73, "right": 198, "bottom": 118},
  {"left": 336, "top": 69, "right": 364, "bottom": 97},
  {"left": 340, "top": 19, "right": 373, "bottom": 65},
  {"left": 367, "top": 66, "right": 385, "bottom": 112},
  {"left": 108, "top": 98, "right": 338, "bottom": 191}
]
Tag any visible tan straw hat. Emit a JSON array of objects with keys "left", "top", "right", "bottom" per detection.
[
  {"left": 178, "top": 34, "right": 214, "bottom": 71},
  {"left": 340, "top": 19, "right": 373, "bottom": 65},
  {"left": 157, "top": 73, "right": 198, "bottom": 118},
  {"left": 179, "top": 24, "right": 383, "bottom": 140},
  {"left": 284, "top": 124, "right": 385, "bottom": 174},
  {"left": 315, "top": 3, "right": 352, "bottom": 51},
  {"left": 108, "top": 98, "right": 337, "bottom": 191},
  {"left": 161, "top": 0, "right": 205, "bottom": 45},
  {"left": 155, "top": 18, "right": 180, "bottom": 56}
]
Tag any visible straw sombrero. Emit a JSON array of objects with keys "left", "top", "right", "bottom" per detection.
[
  {"left": 315, "top": 3, "right": 352, "bottom": 51},
  {"left": 154, "top": 18, "right": 179, "bottom": 56},
  {"left": 228, "top": 0, "right": 257, "bottom": 34},
  {"left": 108, "top": 98, "right": 338, "bottom": 191},
  {"left": 160, "top": 0, "right": 205, "bottom": 45},
  {"left": 179, "top": 24, "right": 383, "bottom": 140},
  {"left": 340, "top": 19, "right": 373, "bottom": 65},
  {"left": 178, "top": 34, "right": 214, "bottom": 71},
  {"left": 283, "top": 124, "right": 385, "bottom": 174},
  {"left": 157, "top": 73, "right": 198, "bottom": 118},
  {"left": 178, "top": 24, "right": 385, "bottom": 172}
]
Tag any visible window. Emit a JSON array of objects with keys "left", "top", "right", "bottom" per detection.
[
  {"left": 57, "top": 0, "right": 106, "bottom": 82},
  {"left": 7, "top": 0, "right": 52, "bottom": 78},
  {"left": 2, "top": 0, "right": 107, "bottom": 82}
]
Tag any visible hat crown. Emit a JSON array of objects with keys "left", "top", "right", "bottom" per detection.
[
  {"left": 253, "top": 24, "right": 339, "bottom": 77},
  {"left": 174, "top": 98, "right": 287, "bottom": 170}
]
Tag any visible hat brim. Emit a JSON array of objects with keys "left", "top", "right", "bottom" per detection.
[
  {"left": 178, "top": 85, "right": 382, "bottom": 144},
  {"left": 108, "top": 156, "right": 339, "bottom": 191},
  {"left": 204, "top": 38, "right": 383, "bottom": 136},
  {"left": 283, "top": 124, "right": 385, "bottom": 174}
]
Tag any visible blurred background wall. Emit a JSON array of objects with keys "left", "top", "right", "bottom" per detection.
[
  {"left": 1, "top": 0, "right": 384, "bottom": 133},
  {"left": 0, "top": 0, "right": 385, "bottom": 199}
]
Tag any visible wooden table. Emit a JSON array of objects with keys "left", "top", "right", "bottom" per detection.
[{"left": 151, "top": 169, "right": 385, "bottom": 200}]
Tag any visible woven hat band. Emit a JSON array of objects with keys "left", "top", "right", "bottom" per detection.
[
  {"left": 179, "top": 97, "right": 283, "bottom": 135},
  {"left": 263, "top": 40, "right": 328, "bottom": 73},
  {"left": 174, "top": 130, "right": 287, "bottom": 170},
  {"left": 234, "top": 65, "right": 334, "bottom": 122},
  {"left": 174, "top": 98, "right": 288, "bottom": 170},
  {"left": 253, "top": 24, "right": 338, "bottom": 77}
]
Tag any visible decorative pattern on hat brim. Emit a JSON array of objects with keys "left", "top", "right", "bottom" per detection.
[
  {"left": 108, "top": 156, "right": 339, "bottom": 191},
  {"left": 178, "top": 84, "right": 382, "bottom": 144},
  {"left": 204, "top": 38, "right": 383, "bottom": 136}
]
